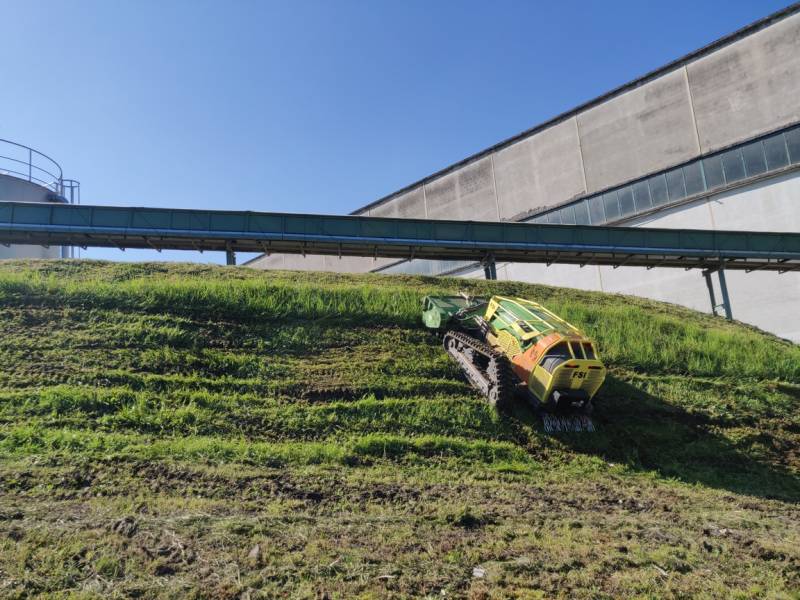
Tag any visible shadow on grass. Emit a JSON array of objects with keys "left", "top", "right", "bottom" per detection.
[{"left": 514, "top": 375, "right": 800, "bottom": 502}]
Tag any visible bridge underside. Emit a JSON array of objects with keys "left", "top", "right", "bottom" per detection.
[{"left": 3, "top": 229, "right": 800, "bottom": 273}]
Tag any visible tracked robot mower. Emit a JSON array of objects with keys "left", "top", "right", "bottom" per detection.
[{"left": 422, "top": 295, "right": 606, "bottom": 432}]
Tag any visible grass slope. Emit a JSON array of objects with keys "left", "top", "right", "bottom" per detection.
[{"left": 0, "top": 260, "right": 798, "bottom": 599}]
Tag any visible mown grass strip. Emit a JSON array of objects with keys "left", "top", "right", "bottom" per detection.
[
  {"left": 2, "top": 265, "right": 798, "bottom": 381},
  {"left": 0, "top": 425, "right": 533, "bottom": 467},
  {"left": 0, "top": 387, "right": 512, "bottom": 441}
]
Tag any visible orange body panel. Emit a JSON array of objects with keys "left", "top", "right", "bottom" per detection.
[
  {"left": 510, "top": 350, "right": 536, "bottom": 382},
  {"left": 529, "top": 333, "right": 561, "bottom": 363},
  {"left": 510, "top": 332, "right": 560, "bottom": 382}
]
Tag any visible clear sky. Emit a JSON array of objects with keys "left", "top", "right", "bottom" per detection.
[{"left": 0, "top": 0, "right": 791, "bottom": 263}]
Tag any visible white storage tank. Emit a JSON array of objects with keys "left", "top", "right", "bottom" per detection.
[{"left": 0, "top": 139, "right": 79, "bottom": 259}]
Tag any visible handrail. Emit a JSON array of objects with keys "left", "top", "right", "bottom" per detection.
[
  {"left": 0, "top": 138, "right": 79, "bottom": 201},
  {"left": 0, "top": 154, "right": 61, "bottom": 181},
  {"left": 0, "top": 166, "right": 60, "bottom": 189}
]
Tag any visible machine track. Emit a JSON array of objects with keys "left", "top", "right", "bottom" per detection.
[{"left": 443, "top": 330, "right": 513, "bottom": 409}]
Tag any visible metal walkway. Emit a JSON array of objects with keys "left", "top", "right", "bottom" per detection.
[{"left": 1, "top": 201, "right": 800, "bottom": 273}]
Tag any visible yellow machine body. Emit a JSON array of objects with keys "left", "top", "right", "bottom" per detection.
[{"left": 482, "top": 296, "right": 606, "bottom": 408}]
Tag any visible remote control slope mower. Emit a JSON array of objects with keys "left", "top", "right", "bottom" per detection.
[{"left": 422, "top": 295, "right": 606, "bottom": 432}]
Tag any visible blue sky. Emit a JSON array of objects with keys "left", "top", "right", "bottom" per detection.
[{"left": 0, "top": 0, "right": 790, "bottom": 263}]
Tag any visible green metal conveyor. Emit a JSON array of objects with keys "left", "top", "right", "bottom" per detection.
[{"left": 1, "top": 201, "right": 799, "bottom": 273}]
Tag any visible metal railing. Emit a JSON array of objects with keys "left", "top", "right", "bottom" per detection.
[
  {"left": 0, "top": 138, "right": 79, "bottom": 202},
  {"left": 60, "top": 179, "right": 81, "bottom": 204}
]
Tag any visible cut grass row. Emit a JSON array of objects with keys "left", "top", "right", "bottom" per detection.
[
  {"left": 0, "top": 389, "right": 511, "bottom": 441},
  {"left": 1, "top": 373, "right": 797, "bottom": 436},
  {"left": 1, "top": 265, "right": 798, "bottom": 381},
  {"left": 0, "top": 425, "right": 537, "bottom": 472},
  {"left": 2, "top": 381, "right": 798, "bottom": 500}
]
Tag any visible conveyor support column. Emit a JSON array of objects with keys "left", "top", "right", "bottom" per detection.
[
  {"left": 702, "top": 265, "right": 732, "bottom": 320},
  {"left": 483, "top": 257, "right": 497, "bottom": 280}
]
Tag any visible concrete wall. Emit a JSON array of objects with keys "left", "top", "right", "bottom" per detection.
[
  {"left": 576, "top": 68, "right": 701, "bottom": 193},
  {"left": 410, "top": 8, "right": 800, "bottom": 219},
  {"left": 493, "top": 117, "right": 587, "bottom": 219},
  {"left": 252, "top": 8, "right": 800, "bottom": 273},
  {"left": 366, "top": 186, "right": 426, "bottom": 218},
  {"left": 0, "top": 244, "right": 61, "bottom": 260},
  {"left": 0, "top": 174, "right": 63, "bottom": 260},
  {"left": 424, "top": 157, "right": 499, "bottom": 221},
  {"left": 688, "top": 13, "right": 800, "bottom": 153},
  {"left": 463, "top": 170, "right": 800, "bottom": 342}
]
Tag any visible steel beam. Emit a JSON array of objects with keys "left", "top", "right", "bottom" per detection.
[
  {"left": 0, "top": 201, "right": 799, "bottom": 272},
  {"left": 483, "top": 257, "right": 497, "bottom": 280},
  {"left": 703, "top": 270, "right": 719, "bottom": 317},
  {"left": 702, "top": 266, "right": 733, "bottom": 320},
  {"left": 717, "top": 265, "right": 733, "bottom": 321}
]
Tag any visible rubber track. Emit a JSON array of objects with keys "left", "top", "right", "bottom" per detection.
[{"left": 443, "top": 330, "right": 514, "bottom": 409}]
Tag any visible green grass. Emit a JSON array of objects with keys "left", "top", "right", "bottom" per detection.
[{"left": 0, "top": 259, "right": 798, "bottom": 599}]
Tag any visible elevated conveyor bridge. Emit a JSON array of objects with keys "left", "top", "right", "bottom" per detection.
[
  {"left": 1, "top": 200, "right": 799, "bottom": 318},
  {"left": 1, "top": 200, "right": 798, "bottom": 270}
]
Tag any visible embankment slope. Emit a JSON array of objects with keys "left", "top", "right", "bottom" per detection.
[{"left": 0, "top": 260, "right": 798, "bottom": 598}]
